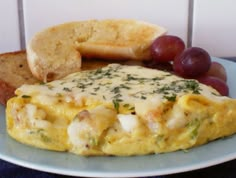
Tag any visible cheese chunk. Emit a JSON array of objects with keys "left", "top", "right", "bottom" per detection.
[{"left": 6, "top": 64, "right": 236, "bottom": 156}]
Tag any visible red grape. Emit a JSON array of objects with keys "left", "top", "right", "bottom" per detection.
[
  {"left": 173, "top": 47, "right": 211, "bottom": 77},
  {"left": 150, "top": 35, "right": 185, "bottom": 63},
  {"left": 197, "top": 76, "right": 229, "bottom": 96},
  {"left": 206, "top": 61, "right": 227, "bottom": 82}
]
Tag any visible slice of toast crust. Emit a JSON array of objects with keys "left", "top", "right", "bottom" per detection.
[
  {"left": 0, "top": 51, "right": 39, "bottom": 106},
  {"left": 0, "top": 79, "right": 16, "bottom": 106}
]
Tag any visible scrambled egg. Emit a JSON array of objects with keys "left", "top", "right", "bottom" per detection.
[{"left": 6, "top": 64, "right": 236, "bottom": 156}]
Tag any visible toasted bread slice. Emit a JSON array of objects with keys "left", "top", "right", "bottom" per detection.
[
  {"left": 0, "top": 51, "right": 39, "bottom": 105},
  {"left": 27, "top": 19, "right": 166, "bottom": 82}
]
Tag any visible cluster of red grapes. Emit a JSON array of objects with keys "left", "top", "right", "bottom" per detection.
[{"left": 144, "top": 35, "right": 229, "bottom": 96}]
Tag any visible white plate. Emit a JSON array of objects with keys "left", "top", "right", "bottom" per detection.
[{"left": 0, "top": 57, "right": 236, "bottom": 177}]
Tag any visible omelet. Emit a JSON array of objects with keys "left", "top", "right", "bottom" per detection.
[{"left": 6, "top": 64, "right": 236, "bottom": 156}]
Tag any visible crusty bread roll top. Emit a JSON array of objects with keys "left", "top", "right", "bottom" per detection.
[{"left": 27, "top": 19, "right": 167, "bottom": 82}]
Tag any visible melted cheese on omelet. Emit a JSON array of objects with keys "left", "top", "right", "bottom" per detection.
[{"left": 6, "top": 64, "right": 236, "bottom": 156}]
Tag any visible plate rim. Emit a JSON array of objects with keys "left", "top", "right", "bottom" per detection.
[{"left": 0, "top": 57, "right": 236, "bottom": 177}]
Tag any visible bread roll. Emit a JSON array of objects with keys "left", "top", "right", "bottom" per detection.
[{"left": 27, "top": 19, "right": 166, "bottom": 82}]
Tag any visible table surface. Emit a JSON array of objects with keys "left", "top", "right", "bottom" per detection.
[
  {"left": 1, "top": 58, "right": 236, "bottom": 178},
  {"left": 1, "top": 158, "right": 236, "bottom": 178}
]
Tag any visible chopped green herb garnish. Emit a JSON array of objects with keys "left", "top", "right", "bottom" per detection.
[
  {"left": 129, "top": 107, "right": 135, "bottom": 111},
  {"left": 93, "top": 87, "right": 100, "bottom": 92},
  {"left": 63, "top": 87, "right": 72, "bottom": 92},
  {"left": 141, "top": 96, "right": 147, "bottom": 100},
  {"left": 120, "top": 84, "right": 131, "bottom": 89},
  {"left": 164, "top": 94, "right": 176, "bottom": 102},
  {"left": 123, "top": 104, "right": 130, "bottom": 108},
  {"left": 185, "top": 80, "right": 201, "bottom": 94},
  {"left": 22, "top": 95, "right": 31, "bottom": 98},
  {"left": 40, "top": 134, "right": 51, "bottom": 143},
  {"left": 111, "top": 86, "right": 120, "bottom": 94},
  {"left": 112, "top": 99, "right": 120, "bottom": 113},
  {"left": 187, "top": 119, "right": 200, "bottom": 139},
  {"left": 113, "top": 94, "right": 122, "bottom": 99},
  {"left": 94, "top": 68, "right": 102, "bottom": 75}
]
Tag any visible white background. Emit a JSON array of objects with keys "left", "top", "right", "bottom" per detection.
[{"left": 0, "top": 0, "right": 236, "bottom": 57}]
